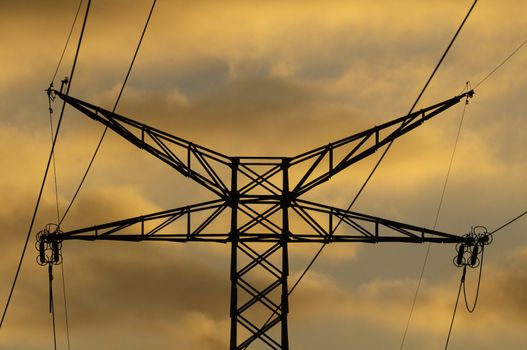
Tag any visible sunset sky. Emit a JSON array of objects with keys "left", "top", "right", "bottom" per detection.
[{"left": 1, "top": 1, "right": 526, "bottom": 349}]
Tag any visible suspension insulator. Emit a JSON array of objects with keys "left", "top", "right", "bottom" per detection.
[
  {"left": 52, "top": 241, "right": 60, "bottom": 264},
  {"left": 456, "top": 244, "right": 465, "bottom": 266},
  {"left": 39, "top": 241, "right": 46, "bottom": 264},
  {"left": 470, "top": 245, "right": 479, "bottom": 267}
]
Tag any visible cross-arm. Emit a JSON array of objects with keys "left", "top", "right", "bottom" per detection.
[
  {"left": 54, "top": 91, "right": 232, "bottom": 197},
  {"left": 289, "top": 90, "right": 474, "bottom": 196},
  {"left": 38, "top": 199, "right": 482, "bottom": 246}
]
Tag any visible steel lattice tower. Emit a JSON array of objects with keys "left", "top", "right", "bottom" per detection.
[{"left": 38, "top": 89, "right": 490, "bottom": 349}]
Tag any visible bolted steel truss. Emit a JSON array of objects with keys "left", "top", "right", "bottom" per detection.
[{"left": 37, "top": 89, "right": 488, "bottom": 349}]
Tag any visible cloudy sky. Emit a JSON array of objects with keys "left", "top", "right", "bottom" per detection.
[{"left": 1, "top": 0, "right": 526, "bottom": 349}]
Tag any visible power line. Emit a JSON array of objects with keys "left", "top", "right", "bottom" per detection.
[
  {"left": 259, "top": 1, "right": 478, "bottom": 338},
  {"left": 254, "top": 243, "right": 326, "bottom": 343},
  {"left": 400, "top": 91, "right": 471, "bottom": 349},
  {"left": 279, "top": 0, "right": 478, "bottom": 337},
  {"left": 491, "top": 210, "right": 527, "bottom": 234},
  {"left": 397, "top": 0, "right": 479, "bottom": 345},
  {"left": 0, "top": 0, "right": 92, "bottom": 329},
  {"left": 409, "top": 34, "right": 527, "bottom": 349},
  {"left": 49, "top": 85, "right": 70, "bottom": 350},
  {"left": 474, "top": 38, "right": 527, "bottom": 89},
  {"left": 288, "top": 243, "right": 326, "bottom": 295},
  {"left": 49, "top": 265, "right": 58, "bottom": 350},
  {"left": 337, "top": 0, "right": 478, "bottom": 236},
  {"left": 50, "top": 0, "right": 85, "bottom": 85},
  {"left": 48, "top": 3, "right": 86, "bottom": 348},
  {"left": 441, "top": 26, "right": 527, "bottom": 350},
  {"left": 59, "top": 0, "right": 158, "bottom": 226},
  {"left": 444, "top": 266, "right": 465, "bottom": 350},
  {"left": 279, "top": 0, "right": 479, "bottom": 324},
  {"left": 432, "top": 94, "right": 470, "bottom": 230},
  {"left": 49, "top": 102, "right": 61, "bottom": 222},
  {"left": 50, "top": 3, "right": 156, "bottom": 348},
  {"left": 444, "top": 244, "right": 485, "bottom": 349}
]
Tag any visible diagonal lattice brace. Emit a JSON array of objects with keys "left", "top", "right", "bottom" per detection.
[
  {"left": 289, "top": 90, "right": 474, "bottom": 196},
  {"left": 231, "top": 241, "right": 288, "bottom": 350},
  {"left": 49, "top": 199, "right": 481, "bottom": 245},
  {"left": 54, "top": 91, "right": 231, "bottom": 197},
  {"left": 289, "top": 199, "right": 474, "bottom": 244},
  {"left": 53, "top": 199, "right": 231, "bottom": 242}
]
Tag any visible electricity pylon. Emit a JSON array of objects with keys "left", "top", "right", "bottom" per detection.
[{"left": 38, "top": 88, "right": 489, "bottom": 349}]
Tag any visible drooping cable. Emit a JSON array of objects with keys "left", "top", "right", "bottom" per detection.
[
  {"left": 444, "top": 244, "right": 485, "bottom": 348},
  {"left": 474, "top": 38, "right": 527, "bottom": 89},
  {"left": 399, "top": 91, "right": 470, "bottom": 349},
  {"left": 59, "top": 0, "right": 157, "bottom": 226},
  {"left": 0, "top": 0, "right": 92, "bottom": 329},
  {"left": 444, "top": 266, "right": 466, "bottom": 350},
  {"left": 463, "top": 246, "right": 484, "bottom": 313}
]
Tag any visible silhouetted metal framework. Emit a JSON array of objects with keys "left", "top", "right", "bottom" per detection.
[{"left": 39, "top": 89, "right": 485, "bottom": 349}]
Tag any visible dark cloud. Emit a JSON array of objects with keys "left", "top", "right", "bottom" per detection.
[
  {"left": 476, "top": 249, "right": 527, "bottom": 323},
  {"left": 107, "top": 76, "right": 368, "bottom": 156}
]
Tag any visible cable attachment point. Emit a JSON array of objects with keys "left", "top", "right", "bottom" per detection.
[
  {"left": 463, "top": 81, "right": 474, "bottom": 104},
  {"left": 36, "top": 224, "right": 63, "bottom": 266},
  {"left": 46, "top": 83, "right": 56, "bottom": 114},
  {"left": 59, "top": 77, "right": 69, "bottom": 94},
  {"left": 453, "top": 226, "right": 491, "bottom": 268}
]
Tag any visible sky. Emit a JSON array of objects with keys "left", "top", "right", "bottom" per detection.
[{"left": 1, "top": 0, "right": 526, "bottom": 349}]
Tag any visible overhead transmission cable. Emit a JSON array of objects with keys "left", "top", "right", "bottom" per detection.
[
  {"left": 396, "top": 0, "right": 479, "bottom": 346},
  {"left": 49, "top": 2, "right": 156, "bottom": 347},
  {"left": 442, "top": 27, "right": 527, "bottom": 350},
  {"left": 256, "top": 1, "right": 479, "bottom": 338},
  {"left": 474, "top": 38, "right": 527, "bottom": 89},
  {"left": 442, "top": 30, "right": 527, "bottom": 350},
  {"left": 49, "top": 265, "right": 58, "bottom": 350},
  {"left": 444, "top": 244, "right": 485, "bottom": 349},
  {"left": 413, "top": 33, "right": 527, "bottom": 350},
  {"left": 343, "top": 0, "right": 479, "bottom": 235},
  {"left": 48, "top": 97, "right": 61, "bottom": 224},
  {"left": 490, "top": 210, "right": 527, "bottom": 234},
  {"left": 50, "top": 0, "right": 85, "bottom": 85},
  {"left": 444, "top": 266, "right": 465, "bottom": 349},
  {"left": 427, "top": 37, "right": 527, "bottom": 347},
  {"left": 0, "top": 0, "right": 92, "bottom": 329},
  {"left": 289, "top": 0, "right": 478, "bottom": 313},
  {"left": 400, "top": 89, "right": 471, "bottom": 349},
  {"left": 48, "top": 2, "right": 86, "bottom": 348},
  {"left": 59, "top": 0, "right": 157, "bottom": 227},
  {"left": 48, "top": 91, "right": 62, "bottom": 350}
]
